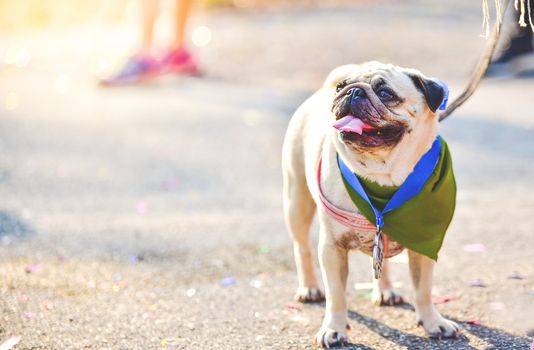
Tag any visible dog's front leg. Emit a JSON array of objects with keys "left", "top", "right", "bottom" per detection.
[
  {"left": 315, "top": 232, "right": 349, "bottom": 348},
  {"left": 408, "top": 250, "right": 460, "bottom": 339}
]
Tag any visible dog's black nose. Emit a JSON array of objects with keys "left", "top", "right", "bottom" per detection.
[
  {"left": 349, "top": 88, "right": 366, "bottom": 114},
  {"left": 347, "top": 88, "right": 365, "bottom": 98}
]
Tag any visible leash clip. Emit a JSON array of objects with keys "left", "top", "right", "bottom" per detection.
[{"left": 373, "top": 224, "right": 384, "bottom": 279}]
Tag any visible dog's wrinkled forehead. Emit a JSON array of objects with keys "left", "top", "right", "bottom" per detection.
[
  {"left": 325, "top": 62, "right": 446, "bottom": 113},
  {"left": 325, "top": 62, "right": 415, "bottom": 96}
]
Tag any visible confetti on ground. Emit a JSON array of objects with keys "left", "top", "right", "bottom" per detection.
[
  {"left": 359, "top": 291, "right": 373, "bottom": 300},
  {"left": 128, "top": 255, "right": 139, "bottom": 265},
  {"left": 186, "top": 288, "right": 197, "bottom": 297},
  {"left": 57, "top": 255, "right": 65, "bottom": 262},
  {"left": 23, "top": 311, "right": 34, "bottom": 319},
  {"left": 24, "top": 263, "right": 41, "bottom": 274},
  {"left": 531, "top": 340, "right": 534, "bottom": 350},
  {"left": 161, "top": 177, "right": 179, "bottom": 191},
  {"left": 286, "top": 302, "right": 302, "bottom": 311},
  {"left": 462, "top": 243, "right": 486, "bottom": 253},
  {"left": 466, "top": 279, "right": 486, "bottom": 287},
  {"left": 489, "top": 302, "right": 506, "bottom": 311},
  {"left": 0, "top": 336, "right": 21, "bottom": 350},
  {"left": 148, "top": 304, "right": 158, "bottom": 311},
  {"left": 257, "top": 245, "right": 269, "bottom": 254},
  {"left": 249, "top": 279, "right": 263, "bottom": 289},
  {"left": 220, "top": 276, "right": 236, "bottom": 287},
  {"left": 56, "top": 165, "right": 67, "bottom": 178},
  {"left": 466, "top": 319, "right": 481, "bottom": 325},
  {"left": 42, "top": 301, "right": 54, "bottom": 310},
  {"left": 113, "top": 273, "right": 122, "bottom": 283},
  {"left": 135, "top": 201, "right": 147, "bottom": 215},
  {"left": 507, "top": 271, "right": 525, "bottom": 280},
  {"left": 142, "top": 311, "right": 156, "bottom": 319},
  {"left": 432, "top": 294, "right": 456, "bottom": 304},
  {"left": 255, "top": 335, "right": 265, "bottom": 341},
  {"left": 87, "top": 280, "right": 96, "bottom": 289},
  {"left": 160, "top": 338, "right": 168, "bottom": 347}
]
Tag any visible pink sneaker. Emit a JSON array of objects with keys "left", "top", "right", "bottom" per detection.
[
  {"left": 161, "top": 48, "right": 201, "bottom": 76},
  {"left": 100, "top": 54, "right": 161, "bottom": 86}
]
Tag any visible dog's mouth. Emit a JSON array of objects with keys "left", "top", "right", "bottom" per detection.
[
  {"left": 333, "top": 114, "right": 405, "bottom": 148},
  {"left": 331, "top": 81, "right": 407, "bottom": 148}
]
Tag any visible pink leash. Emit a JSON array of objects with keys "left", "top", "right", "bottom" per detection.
[{"left": 317, "top": 157, "right": 391, "bottom": 255}]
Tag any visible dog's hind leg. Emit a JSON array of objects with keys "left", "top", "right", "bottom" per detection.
[
  {"left": 283, "top": 171, "right": 324, "bottom": 303},
  {"left": 371, "top": 258, "right": 404, "bottom": 306}
]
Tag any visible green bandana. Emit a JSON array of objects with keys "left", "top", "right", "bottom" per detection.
[{"left": 339, "top": 137, "right": 456, "bottom": 260}]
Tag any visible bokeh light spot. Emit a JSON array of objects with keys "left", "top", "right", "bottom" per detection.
[{"left": 192, "top": 26, "right": 212, "bottom": 47}]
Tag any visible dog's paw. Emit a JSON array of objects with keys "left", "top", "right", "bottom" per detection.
[
  {"left": 418, "top": 315, "right": 461, "bottom": 339},
  {"left": 294, "top": 287, "right": 325, "bottom": 303},
  {"left": 371, "top": 288, "right": 404, "bottom": 306},
  {"left": 315, "top": 327, "right": 348, "bottom": 348}
]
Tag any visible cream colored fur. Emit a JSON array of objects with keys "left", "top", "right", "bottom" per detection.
[{"left": 282, "top": 62, "right": 459, "bottom": 348}]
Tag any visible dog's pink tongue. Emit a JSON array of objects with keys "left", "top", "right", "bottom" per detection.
[{"left": 333, "top": 115, "right": 366, "bottom": 135}]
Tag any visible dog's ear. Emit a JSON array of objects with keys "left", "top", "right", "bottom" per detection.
[{"left": 408, "top": 74, "right": 445, "bottom": 113}]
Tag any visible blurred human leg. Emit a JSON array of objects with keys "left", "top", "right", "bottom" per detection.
[
  {"left": 100, "top": 0, "right": 162, "bottom": 86},
  {"left": 101, "top": 0, "right": 199, "bottom": 85},
  {"left": 492, "top": 0, "right": 533, "bottom": 63},
  {"left": 173, "top": 0, "right": 193, "bottom": 50},
  {"left": 140, "top": 0, "right": 160, "bottom": 53},
  {"left": 162, "top": 0, "right": 200, "bottom": 75}
]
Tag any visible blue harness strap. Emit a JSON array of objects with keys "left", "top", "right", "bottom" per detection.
[{"left": 337, "top": 137, "right": 442, "bottom": 229}]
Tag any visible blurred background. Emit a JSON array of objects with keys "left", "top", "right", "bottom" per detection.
[{"left": 0, "top": 0, "right": 533, "bottom": 349}]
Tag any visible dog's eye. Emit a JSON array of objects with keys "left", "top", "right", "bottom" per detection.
[
  {"left": 377, "top": 89, "right": 395, "bottom": 101},
  {"left": 336, "top": 83, "right": 346, "bottom": 93}
]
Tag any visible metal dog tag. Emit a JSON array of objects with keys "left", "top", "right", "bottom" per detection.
[{"left": 373, "top": 227, "right": 384, "bottom": 279}]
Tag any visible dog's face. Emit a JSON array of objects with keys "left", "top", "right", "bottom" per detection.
[{"left": 326, "top": 62, "right": 445, "bottom": 155}]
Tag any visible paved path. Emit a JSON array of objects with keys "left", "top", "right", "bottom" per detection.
[{"left": 1, "top": 1, "right": 533, "bottom": 349}]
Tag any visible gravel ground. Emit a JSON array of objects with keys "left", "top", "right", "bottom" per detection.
[{"left": 1, "top": 1, "right": 534, "bottom": 349}]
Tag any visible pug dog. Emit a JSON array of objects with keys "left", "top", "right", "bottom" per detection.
[{"left": 281, "top": 61, "right": 460, "bottom": 348}]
